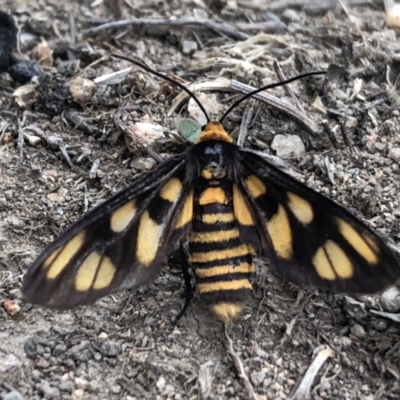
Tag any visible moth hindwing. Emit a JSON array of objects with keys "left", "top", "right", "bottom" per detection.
[{"left": 23, "top": 59, "right": 400, "bottom": 322}]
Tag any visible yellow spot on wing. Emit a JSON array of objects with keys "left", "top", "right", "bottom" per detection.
[
  {"left": 233, "top": 184, "right": 254, "bottom": 226},
  {"left": 190, "top": 229, "right": 240, "bottom": 243},
  {"left": 175, "top": 190, "right": 193, "bottom": 228},
  {"left": 313, "top": 240, "right": 354, "bottom": 280},
  {"left": 195, "top": 262, "right": 255, "bottom": 278},
  {"left": 44, "top": 247, "right": 62, "bottom": 268},
  {"left": 110, "top": 200, "right": 137, "bottom": 233},
  {"left": 286, "top": 192, "right": 314, "bottom": 225},
  {"left": 362, "top": 233, "right": 379, "bottom": 253},
  {"left": 199, "top": 187, "right": 228, "bottom": 205},
  {"left": 136, "top": 210, "right": 164, "bottom": 266},
  {"left": 197, "top": 122, "right": 233, "bottom": 143},
  {"left": 202, "top": 213, "right": 235, "bottom": 224},
  {"left": 75, "top": 251, "right": 116, "bottom": 291},
  {"left": 336, "top": 218, "right": 379, "bottom": 264},
  {"left": 245, "top": 175, "right": 267, "bottom": 198},
  {"left": 312, "top": 244, "right": 335, "bottom": 280},
  {"left": 189, "top": 244, "right": 253, "bottom": 263},
  {"left": 212, "top": 303, "right": 243, "bottom": 322},
  {"left": 198, "top": 279, "right": 252, "bottom": 293},
  {"left": 46, "top": 232, "right": 86, "bottom": 280},
  {"left": 266, "top": 205, "right": 292, "bottom": 260},
  {"left": 160, "top": 178, "right": 182, "bottom": 202}
]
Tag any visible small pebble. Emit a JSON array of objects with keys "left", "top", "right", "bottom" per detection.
[
  {"left": 0, "top": 353, "right": 21, "bottom": 372},
  {"left": 180, "top": 40, "right": 198, "bottom": 56},
  {"left": 381, "top": 286, "right": 400, "bottom": 312},
  {"left": 271, "top": 134, "right": 305, "bottom": 158}
]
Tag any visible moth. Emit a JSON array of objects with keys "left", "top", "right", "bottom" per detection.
[{"left": 23, "top": 55, "right": 400, "bottom": 322}]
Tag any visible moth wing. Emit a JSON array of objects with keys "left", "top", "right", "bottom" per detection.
[
  {"left": 23, "top": 155, "right": 194, "bottom": 308},
  {"left": 236, "top": 149, "right": 400, "bottom": 293}
]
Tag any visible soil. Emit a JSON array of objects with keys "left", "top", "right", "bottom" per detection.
[{"left": 1, "top": 1, "right": 400, "bottom": 399}]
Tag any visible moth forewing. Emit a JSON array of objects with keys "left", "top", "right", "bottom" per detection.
[
  {"left": 23, "top": 156, "right": 189, "bottom": 308},
  {"left": 239, "top": 149, "right": 400, "bottom": 293}
]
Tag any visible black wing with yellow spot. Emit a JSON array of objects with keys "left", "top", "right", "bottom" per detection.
[
  {"left": 23, "top": 155, "right": 194, "bottom": 308},
  {"left": 236, "top": 148, "right": 399, "bottom": 293}
]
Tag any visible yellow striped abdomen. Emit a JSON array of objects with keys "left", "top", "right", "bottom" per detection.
[{"left": 189, "top": 189, "right": 255, "bottom": 322}]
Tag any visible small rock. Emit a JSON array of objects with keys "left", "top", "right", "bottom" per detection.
[
  {"left": 130, "top": 156, "right": 157, "bottom": 171},
  {"left": 125, "top": 122, "right": 165, "bottom": 154},
  {"left": 271, "top": 134, "right": 305, "bottom": 158},
  {"left": 338, "top": 336, "right": 352, "bottom": 348},
  {"left": 32, "top": 40, "right": 53, "bottom": 67},
  {"left": 180, "top": 40, "right": 198, "bottom": 56},
  {"left": 250, "top": 370, "right": 266, "bottom": 387},
  {"left": 68, "top": 76, "right": 97, "bottom": 106},
  {"left": 350, "top": 324, "right": 365, "bottom": 338},
  {"left": 71, "top": 389, "right": 84, "bottom": 400},
  {"left": 4, "top": 190, "right": 13, "bottom": 199},
  {"left": 0, "top": 353, "right": 21, "bottom": 372},
  {"left": 281, "top": 9, "right": 301, "bottom": 22},
  {"left": 40, "top": 381, "right": 60, "bottom": 399},
  {"left": 98, "top": 332, "right": 108, "bottom": 340},
  {"left": 53, "top": 343, "right": 67, "bottom": 356},
  {"left": 386, "top": 3, "right": 400, "bottom": 28},
  {"left": 110, "top": 384, "right": 121, "bottom": 394},
  {"left": 388, "top": 147, "right": 400, "bottom": 162},
  {"left": 35, "top": 357, "right": 50, "bottom": 369},
  {"left": 157, "top": 376, "right": 166, "bottom": 392},
  {"left": 58, "top": 382, "right": 73, "bottom": 393},
  {"left": 47, "top": 188, "right": 68, "bottom": 203},
  {"left": 0, "top": 131, "right": 13, "bottom": 144},
  {"left": 381, "top": 286, "right": 400, "bottom": 312},
  {"left": 2, "top": 390, "right": 25, "bottom": 400},
  {"left": 345, "top": 116, "right": 358, "bottom": 129},
  {"left": 74, "top": 377, "right": 88, "bottom": 390},
  {"left": 3, "top": 299, "right": 21, "bottom": 316},
  {"left": 99, "top": 341, "right": 120, "bottom": 357}
]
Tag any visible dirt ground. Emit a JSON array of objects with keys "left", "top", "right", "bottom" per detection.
[{"left": 1, "top": 0, "right": 400, "bottom": 399}]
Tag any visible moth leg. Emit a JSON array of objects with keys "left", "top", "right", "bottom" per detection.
[{"left": 173, "top": 242, "right": 193, "bottom": 324}]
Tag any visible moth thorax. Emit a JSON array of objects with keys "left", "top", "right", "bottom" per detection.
[{"left": 201, "top": 164, "right": 227, "bottom": 180}]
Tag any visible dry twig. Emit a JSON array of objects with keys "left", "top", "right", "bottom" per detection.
[
  {"left": 225, "top": 327, "right": 258, "bottom": 400},
  {"left": 237, "top": 106, "right": 253, "bottom": 147},
  {"left": 273, "top": 60, "right": 307, "bottom": 116},
  {"left": 290, "top": 345, "right": 335, "bottom": 400},
  {"left": 82, "top": 17, "right": 250, "bottom": 41}
]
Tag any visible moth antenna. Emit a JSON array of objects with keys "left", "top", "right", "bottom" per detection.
[
  {"left": 219, "top": 70, "right": 326, "bottom": 123},
  {"left": 111, "top": 53, "right": 210, "bottom": 123}
]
